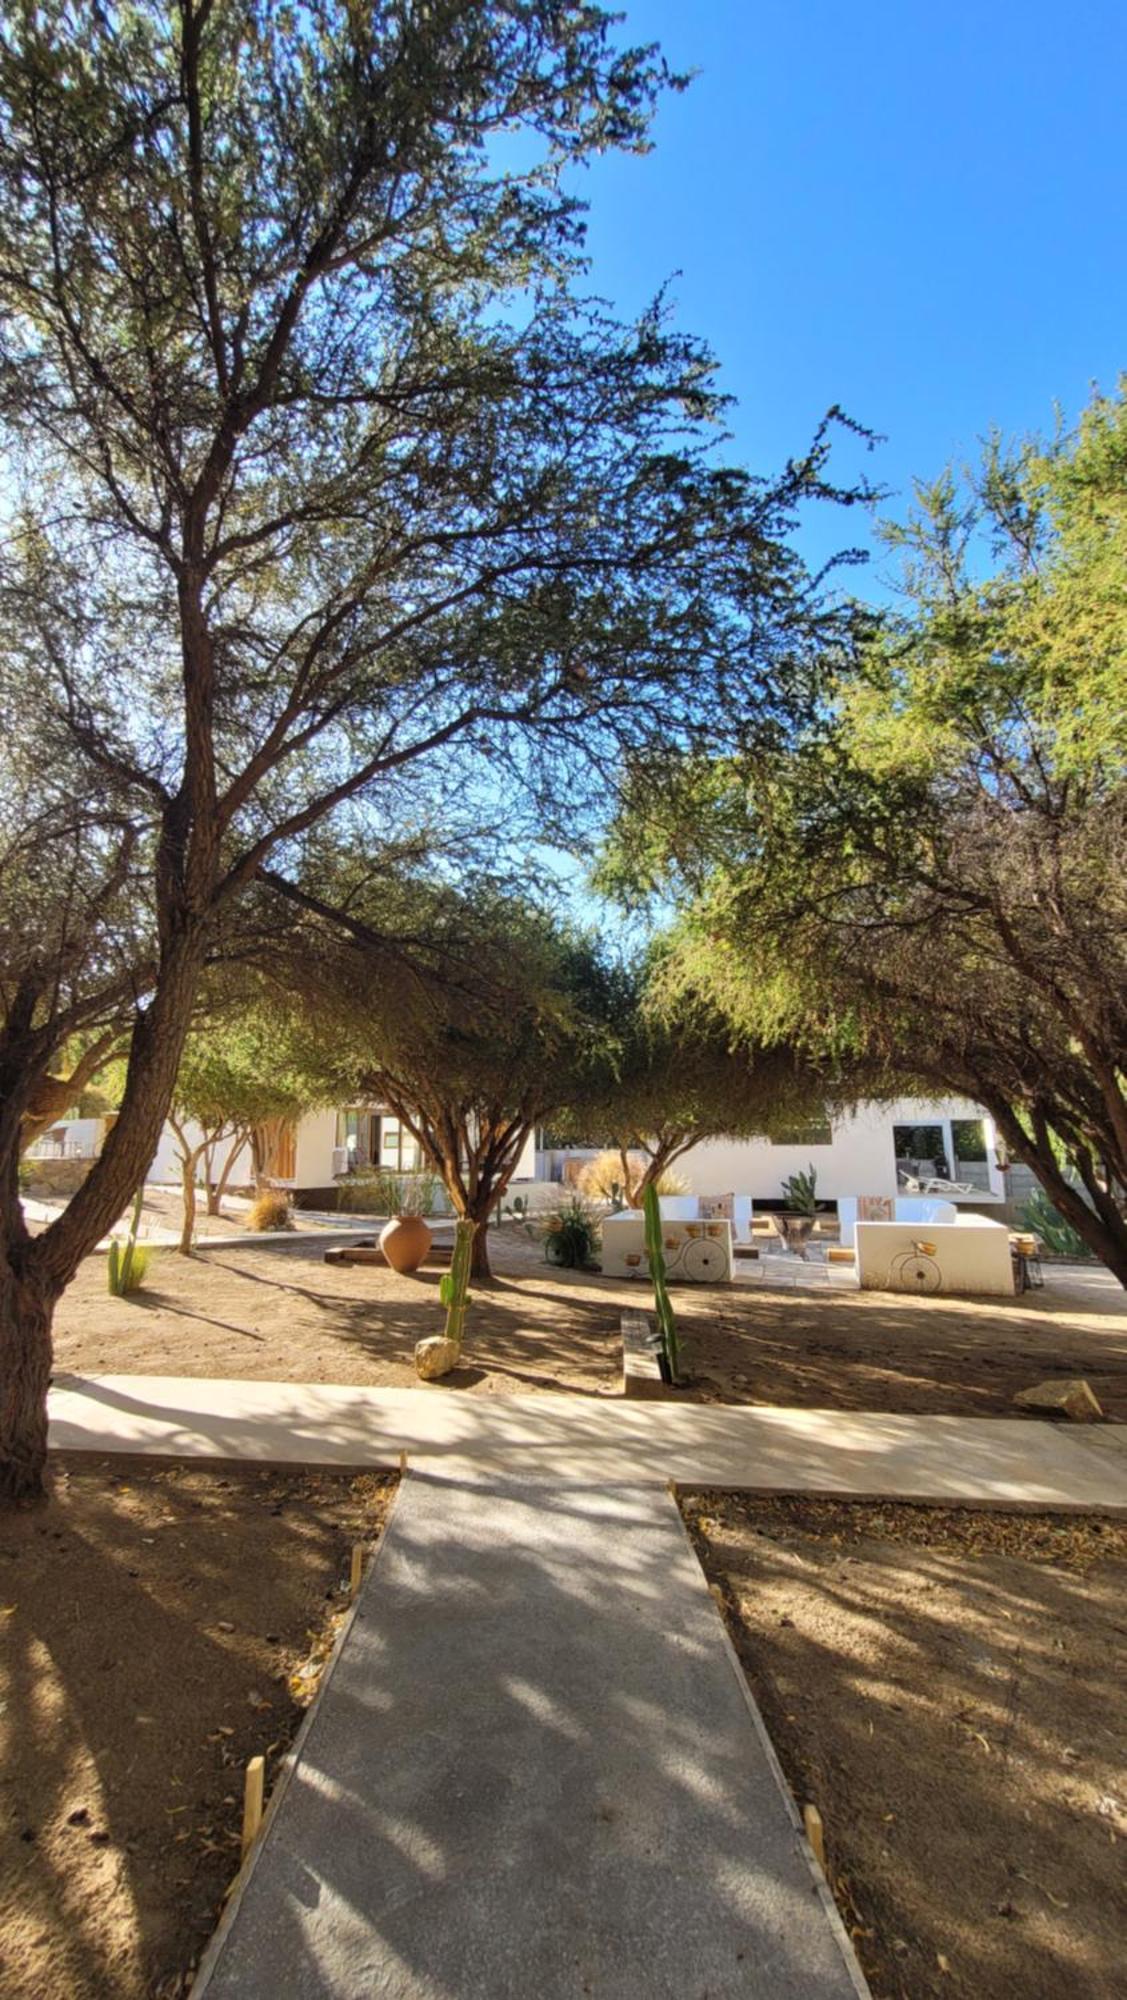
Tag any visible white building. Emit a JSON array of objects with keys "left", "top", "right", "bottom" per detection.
[
  {"left": 37, "top": 1094, "right": 1004, "bottom": 1213},
  {"left": 538, "top": 1097, "right": 1007, "bottom": 1208}
]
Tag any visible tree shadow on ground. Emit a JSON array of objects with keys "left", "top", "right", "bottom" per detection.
[
  {"left": 685, "top": 1492, "right": 1127, "bottom": 2000},
  {"left": 0, "top": 1460, "right": 393, "bottom": 2000}
]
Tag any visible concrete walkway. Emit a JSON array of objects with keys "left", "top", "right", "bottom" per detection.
[
  {"left": 195, "top": 1475, "right": 868, "bottom": 1999},
  {"left": 50, "top": 1373, "right": 1127, "bottom": 1510}
]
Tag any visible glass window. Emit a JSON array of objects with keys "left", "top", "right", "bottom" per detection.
[
  {"left": 951, "top": 1118, "right": 987, "bottom": 1161},
  {"left": 769, "top": 1121, "right": 833, "bottom": 1146},
  {"left": 894, "top": 1124, "right": 950, "bottom": 1179}
]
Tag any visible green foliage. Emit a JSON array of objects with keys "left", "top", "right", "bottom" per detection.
[
  {"left": 339, "top": 1170, "right": 440, "bottom": 1218},
  {"left": 542, "top": 1198, "right": 601, "bottom": 1269},
  {"left": 439, "top": 1221, "right": 475, "bottom": 1350},
  {"left": 642, "top": 1181, "right": 681, "bottom": 1383},
  {"left": 780, "top": 1165, "right": 819, "bottom": 1215},
  {"left": 604, "top": 386, "right": 1127, "bottom": 1283},
  {"left": 1020, "top": 1190, "right": 1093, "bottom": 1260},
  {"left": 174, "top": 1006, "right": 319, "bottom": 1138}
]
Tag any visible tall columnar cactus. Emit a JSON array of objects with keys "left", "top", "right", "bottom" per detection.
[
  {"left": 642, "top": 1182, "right": 682, "bottom": 1384},
  {"left": 440, "top": 1219, "right": 475, "bottom": 1350}
]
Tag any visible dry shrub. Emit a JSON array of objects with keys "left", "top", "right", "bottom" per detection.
[
  {"left": 577, "top": 1150, "right": 646, "bottom": 1202},
  {"left": 577, "top": 1151, "right": 689, "bottom": 1204},
  {"left": 247, "top": 1189, "right": 294, "bottom": 1232}
]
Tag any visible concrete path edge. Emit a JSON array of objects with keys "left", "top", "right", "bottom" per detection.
[{"left": 190, "top": 1477, "right": 408, "bottom": 1997}]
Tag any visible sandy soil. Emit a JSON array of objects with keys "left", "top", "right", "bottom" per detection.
[
  {"left": 29, "top": 1185, "right": 360, "bottom": 1244},
  {"left": 51, "top": 1225, "right": 1127, "bottom": 1419},
  {"left": 0, "top": 1459, "right": 396, "bottom": 2000},
  {"left": 683, "top": 1492, "right": 1127, "bottom": 2000},
  {"left": 681, "top": 1261, "right": 1127, "bottom": 1420}
]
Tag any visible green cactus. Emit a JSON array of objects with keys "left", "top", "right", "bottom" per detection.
[
  {"left": 439, "top": 1218, "right": 475, "bottom": 1350},
  {"left": 643, "top": 1182, "right": 682, "bottom": 1384},
  {"left": 108, "top": 1186, "right": 150, "bottom": 1296}
]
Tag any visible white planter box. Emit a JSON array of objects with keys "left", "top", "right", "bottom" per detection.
[
  {"left": 837, "top": 1195, "right": 957, "bottom": 1249},
  {"left": 602, "top": 1214, "right": 733, "bottom": 1283},
  {"left": 855, "top": 1215, "right": 1014, "bottom": 1296}
]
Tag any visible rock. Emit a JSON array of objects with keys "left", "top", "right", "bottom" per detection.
[
  {"left": 1013, "top": 1378, "right": 1103, "bottom": 1421},
  {"left": 414, "top": 1336, "right": 460, "bottom": 1382}
]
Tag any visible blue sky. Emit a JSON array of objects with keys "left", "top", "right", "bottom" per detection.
[{"left": 573, "top": 0, "right": 1127, "bottom": 590}]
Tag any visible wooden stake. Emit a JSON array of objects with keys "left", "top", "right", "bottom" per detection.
[
  {"left": 241, "top": 1756, "right": 265, "bottom": 1862},
  {"left": 803, "top": 1802, "right": 826, "bottom": 1871},
  {"left": 349, "top": 1542, "right": 364, "bottom": 1600},
  {"left": 398, "top": 1449, "right": 408, "bottom": 1474}
]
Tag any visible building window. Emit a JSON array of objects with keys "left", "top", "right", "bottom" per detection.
[
  {"left": 379, "top": 1115, "right": 422, "bottom": 1174},
  {"left": 335, "top": 1108, "right": 379, "bottom": 1169},
  {"left": 951, "top": 1118, "right": 988, "bottom": 1162},
  {"left": 769, "top": 1121, "right": 833, "bottom": 1147}
]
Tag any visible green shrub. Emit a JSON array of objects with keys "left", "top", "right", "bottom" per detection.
[
  {"left": 338, "top": 1169, "right": 440, "bottom": 1216},
  {"left": 542, "top": 1197, "right": 601, "bottom": 1268},
  {"left": 247, "top": 1189, "right": 294, "bottom": 1231},
  {"left": 1020, "top": 1188, "right": 1093, "bottom": 1259},
  {"left": 107, "top": 1186, "right": 151, "bottom": 1295}
]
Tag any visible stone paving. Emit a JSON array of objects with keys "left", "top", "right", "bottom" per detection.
[
  {"left": 50, "top": 1373, "right": 1125, "bottom": 1998},
  {"left": 50, "top": 1373, "right": 1127, "bottom": 1510},
  {"left": 194, "top": 1475, "right": 869, "bottom": 2000}
]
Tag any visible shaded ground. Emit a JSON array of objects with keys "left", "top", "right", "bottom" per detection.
[
  {"left": 53, "top": 1227, "right": 623, "bottom": 1397},
  {"left": 682, "top": 1260, "right": 1127, "bottom": 1421},
  {"left": 683, "top": 1492, "right": 1127, "bottom": 2000},
  {"left": 52, "top": 1225, "right": 1127, "bottom": 1419},
  {"left": 0, "top": 1459, "right": 396, "bottom": 2000}
]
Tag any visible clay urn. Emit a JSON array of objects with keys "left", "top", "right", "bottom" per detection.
[{"left": 379, "top": 1212, "right": 432, "bottom": 1274}]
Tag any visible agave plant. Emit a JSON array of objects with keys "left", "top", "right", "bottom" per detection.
[{"left": 780, "top": 1164, "right": 819, "bottom": 1216}]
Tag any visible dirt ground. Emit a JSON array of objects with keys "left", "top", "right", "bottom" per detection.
[
  {"left": 51, "top": 1223, "right": 1127, "bottom": 1419},
  {"left": 683, "top": 1492, "right": 1127, "bottom": 2000},
  {"left": 681, "top": 1260, "right": 1127, "bottom": 1420},
  {"left": 0, "top": 1458, "right": 396, "bottom": 2000}
]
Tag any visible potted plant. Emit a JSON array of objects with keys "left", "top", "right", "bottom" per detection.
[{"left": 379, "top": 1173, "right": 433, "bottom": 1274}]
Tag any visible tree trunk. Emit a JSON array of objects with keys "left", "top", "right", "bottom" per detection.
[
  {"left": 468, "top": 1216, "right": 491, "bottom": 1281},
  {"left": 180, "top": 1155, "right": 198, "bottom": 1256},
  {"left": 987, "top": 1096, "right": 1127, "bottom": 1287},
  {"left": 209, "top": 1129, "right": 246, "bottom": 1217},
  {"left": 0, "top": 1254, "right": 57, "bottom": 1504}
]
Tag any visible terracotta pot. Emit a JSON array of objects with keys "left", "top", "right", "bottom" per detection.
[{"left": 379, "top": 1213, "right": 433, "bottom": 1274}]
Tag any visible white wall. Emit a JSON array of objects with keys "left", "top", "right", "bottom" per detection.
[
  {"left": 609, "top": 1098, "right": 1001, "bottom": 1204},
  {"left": 856, "top": 1215, "right": 1015, "bottom": 1296},
  {"left": 147, "top": 1119, "right": 255, "bottom": 1187},
  {"left": 293, "top": 1107, "right": 338, "bottom": 1187},
  {"left": 285, "top": 1107, "right": 539, "bottom": 1189}
]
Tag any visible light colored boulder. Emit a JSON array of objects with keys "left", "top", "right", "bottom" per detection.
[
  {"left": 1013, "top": 1378, "right": 1103, "bottom": 1422},
  {"left": 414, "top": 1336, "right": 460, "bottom": 1382}
]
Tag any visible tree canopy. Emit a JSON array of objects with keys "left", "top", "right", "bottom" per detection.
[
  {"left": 267, "top": 871, "right": 617, "bottom": 1275},
  {"left": 605, "top": 391, "right": 1127, "bottom": 1281},
  {"left": 0, "top": 0, "right": 868, "bottom": 1497},
  {"left": 551, "top": 954, "right": 855, "bottom": 1205}
]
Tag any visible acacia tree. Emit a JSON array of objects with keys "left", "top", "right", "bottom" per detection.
[
  {"left": 613, "top": 395, "right": 1127, "bottom": 1282},
  {"left": 554, "top": 963, "right": 853, "bottom": 1204},
  {"left": 0, "top": 2, "right": 868, "bottom": 1497},
  {"left": 168, "top": 1011, "right": 317, "bottom": 1252},
  {"left": 271, "top": 876, "right": 615, "bottom": 1279}
]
